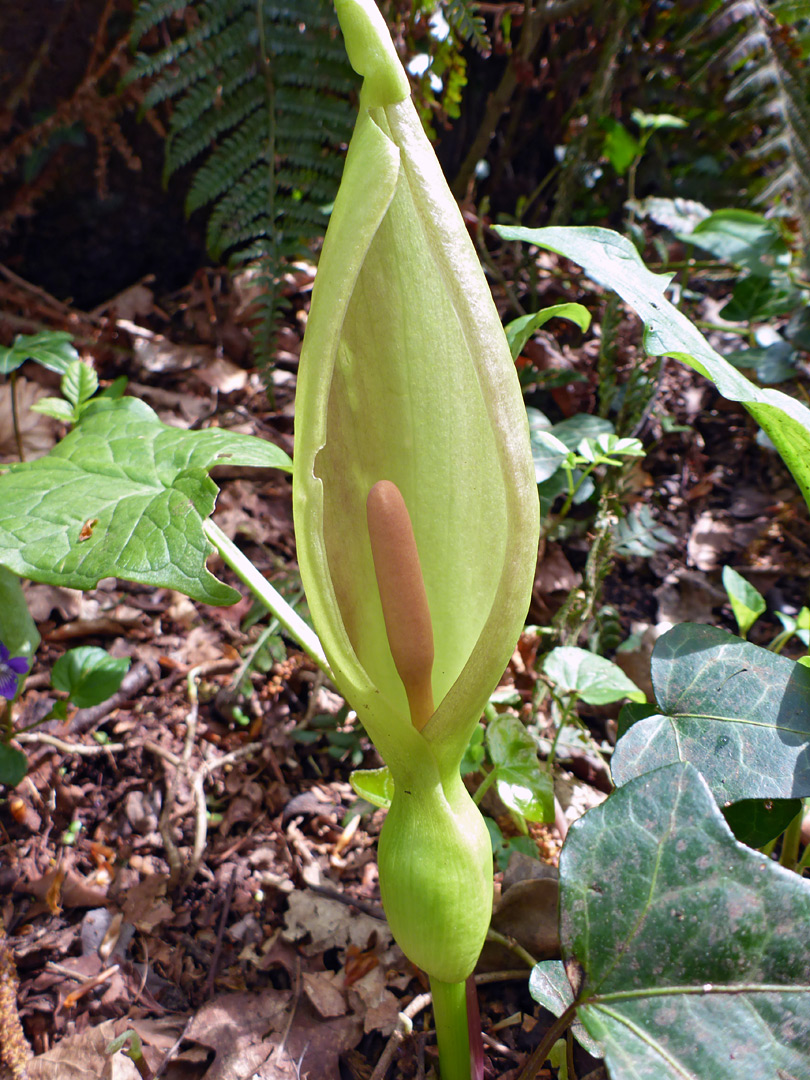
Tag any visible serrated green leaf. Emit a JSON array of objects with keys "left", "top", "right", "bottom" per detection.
[
  {"left": 505, "top": 303, "right": 591, "bottom": 361},
  {"left": 62, "top": 360, "right": 99, "bottom": 409},
  {"left": 722, "top": 565, "right": 766, "bottom": 637},
  {"left": 0, "top": 397, "right": 292, "bottom": 605},
  {"left": 0, "top": 332, "right": 78, "bottom": 376},
  {"left": 612, "top": 624, "right": 810, "bottom": 801},
  {"left": 486, "top": 713, "right": 554, "bottom": 823},
  {"left": 493, "top": 225, "right": 810, "bottom": 510},
  {"left": 30, "top": 398, "right": 77, "bottom": 423},
  {"left": 555, "top": 763, "right": 810, "bottom": 1078},
  {"left": 543, "top": 646, "right": 645, "bottom": 705}
]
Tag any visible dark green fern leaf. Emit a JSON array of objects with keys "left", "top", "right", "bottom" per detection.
[
  {"left": 129, "top": 0, "right": 358, "bottom": 385},
  {"left": 441, "top": 0, "right": 491, "bottom": 55},
  {"left": 705, "top": 0, "right": 810, "bottom": 259}
]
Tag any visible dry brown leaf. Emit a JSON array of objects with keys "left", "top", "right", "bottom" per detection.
[
  {"left": 302, "top": 970, "right": 346, "bottom": 1019},
  {"left": 686, "top": 510, "right": 735, "bottom": 571},
  {"left": 346, "top": 966, "right": 400, "bottom": 1035},
  {"left": 27, "top": 1020, "right": 140, "bottom": 1080},
  {"left": 281, "top": 891, "right": 392, "bottom": 958}
]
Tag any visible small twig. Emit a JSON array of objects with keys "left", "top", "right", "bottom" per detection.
[
  {"left": 485, "top": 928, "right": 538, "bottom": 970},
  {"left": 151, "top": 1016, "right": 194, "bottom": 1080},
  {"left": 56, "top": 965, "right": 120, "bottom": 1013},
  {"left": 306, "top": 883, "right": 386, "bottom": 921},
  {"left": 370, "top": 992, "right": 433, "bottom": 1080},
  {"left": 275, "top": 955, "right": 302, "bottom": 1064},
  {"left": 185, "top": 742, "right": 262, "bottom": 889},
  {"left": 515, "top": 1002, "right": 578, "bottom": 1080},
  {"left": 203, "top": 865, "right": 237, "bottom": 998},
  {"left": 481, "top": 1031, "right": 521, "bottom": 1061},
  {"left": 14, "top": 732, "right": 125, "bottom": 755}
]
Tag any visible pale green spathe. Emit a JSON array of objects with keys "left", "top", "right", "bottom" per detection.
[{"left": 292, "top": 0, "right": 538, "bottom": 982}]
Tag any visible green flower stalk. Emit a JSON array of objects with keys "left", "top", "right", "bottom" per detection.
[{"left": 292, "top": 0, "right": 538, "bottom": 1070}]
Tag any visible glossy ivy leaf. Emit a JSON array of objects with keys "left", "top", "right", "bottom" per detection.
[
  {"left": 528, "top": 962, "right": 603, "bottom": 1058},
  {"left": 0, "top": 331, "right": 78, "bottom": 376},
  {"left": 51, "top": 646, "right": 130, "bottom": 708},
  {"left": 486, "top": 713, "right": 554, "bottom": 824},
  {"left": 0, "top": 397, "right": 292, "bottom": 605},
  {"left": 494, "top": 225, "right": 810, "bottom": 510},
  {"left": 543, "top": 646, "right": 645, "bottom": 705},
  {"left": 722, "top": 797, "right": 802, "bottom": 848},
  {"left": 551, "top": 763, "right": 810, "bottom": 1078},
  {"left": 721, "top": 565, "right": 766, "bottom": 638},
  {"left": 505, "top": 303, "right": 591, "bottom": 361},
  {"left": 612, "top": 624, "right": 810, "bottom": 801}
]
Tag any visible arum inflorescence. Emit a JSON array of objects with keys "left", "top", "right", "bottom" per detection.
[{"left": 292, "top": 0, "right": 539, "bottom": 1073}]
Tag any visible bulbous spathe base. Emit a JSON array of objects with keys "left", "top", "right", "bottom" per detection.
[{"left": 378, "top": 772, "right": 493, "bottom": 984}]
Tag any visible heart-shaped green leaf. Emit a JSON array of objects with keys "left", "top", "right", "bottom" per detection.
[
  {"left": 486, "top": 713, "right": 554, "bottom": 823},
  {"left": 51, "top": 646, "right": 130, "bottom": 708},
  {"left": 612, "top": 624, "right": 810, "bottom": 801},
  {"left": 0, "top": 397, "right": 291, "bottom": 605},
  {"left": 543, "top": 646, "right": 645, "bottom": 705}
]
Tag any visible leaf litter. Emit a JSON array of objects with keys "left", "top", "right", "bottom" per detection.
[{"left": 1, "top": 232, "right": 810, "bottom": 1080}]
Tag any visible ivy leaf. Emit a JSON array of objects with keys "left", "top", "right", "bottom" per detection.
[
  {"left": 0, "top": 397, "right": 292, "bottom": 605},
  {"left": 552, "top": 763, "right": 810, "bottom": 1078},
  {"left": 612, "top": 624, "right": 810, "bottom": 802}
]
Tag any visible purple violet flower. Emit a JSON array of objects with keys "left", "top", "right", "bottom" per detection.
[{"left": 0, "top": 642, "right": 29, "bottom": 700}]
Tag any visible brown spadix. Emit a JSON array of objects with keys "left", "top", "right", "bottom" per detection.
[{"left": 366, "top": 480, "right": 435, "bottom": 731}]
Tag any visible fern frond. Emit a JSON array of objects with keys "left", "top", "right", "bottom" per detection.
[
  {"left": 130, "top": 0, "right": 358, "bottom": 384},
  {"left": 130, "top": 0, "right": 188, "bottom": 45},
  {"left": 441, "top": 0, "right": 491, "bottom": 55},
  {"left": 704, "top": 0, "right": 810, "bottom": 260}
]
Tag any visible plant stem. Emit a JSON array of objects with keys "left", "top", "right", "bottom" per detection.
[
  {"left": 779, "top": 806, "right": 803, "bottom": 870},
  {"left": 430, "top": 977, "right": 471, "bottom": 1080},
  {"left": 10, "top": 372, "right": 25, "bottom": 462},
  {"left": 202, "top": 519, "right": 332, "bottom": 678},
  {"left": 472, "top": 766, "right": 498, "bottom": 806},
  {"left": 515, "top": 1002, "right": 578, "bottom": 1080}
]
